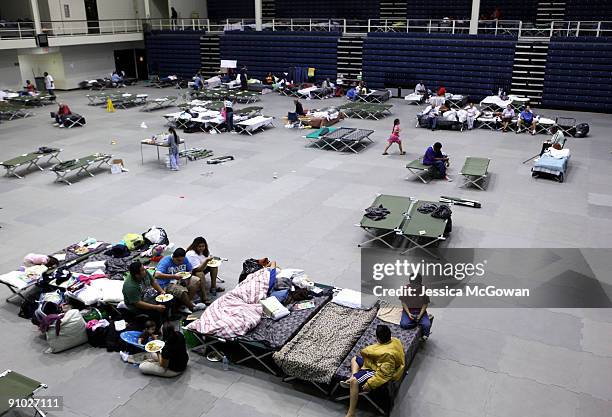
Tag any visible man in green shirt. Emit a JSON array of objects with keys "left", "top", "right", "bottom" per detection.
[
  {"left": 123, "top": 261, "right": 166, "bottom": 322},
  {"left": 540, "top": 125, "right": 566, "bottom": 156}
]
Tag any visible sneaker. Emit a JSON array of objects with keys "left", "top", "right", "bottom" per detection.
[
  {"left": 230, "top": 131, "right": 238, "bottom": 134},
  {"left": 531, "top": 130, "right": 536, "bottom": 135},
  {"left": 53, "top": 123, "right": 59, "bottom": 126},
  {"left": 339, "top": 380, "right": 351, "bottom": 389},
  {"left": 193, "top": 303, "right": 206, "bottom": 311},
  {"left": 420, "top": 335, "right": 429, "bottom": 342},
  {"left": 59, "top": 124, "right": 65, "bottom": 128},
  {"left": 178, "top": 306, "right": 193, "bottom": 314},
  {"left": 446, "top": 176, "right": 453, "bottom": 182}
]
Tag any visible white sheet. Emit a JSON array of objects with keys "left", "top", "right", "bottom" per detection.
[
  {"left": 481, "top": 94, "right": 530, "bottom": 107},
  {"left": 238, "top": 116, "right": 273, "bottom": 130},
  {"left": 0, "top": 271, "right": 31, "bottom": 290}
]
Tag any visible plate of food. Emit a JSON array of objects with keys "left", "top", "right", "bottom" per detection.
[
  {"left": 155, "top": 294, "right": 174, "bottom": 303},
  {"left": 74, "top": 246, "right": 89, "bottom": 255},
  {"left": 207, "top": 258, "right": 222, "bottom": 268},
  {"left": 145, "top": 340, "right": 165, "bottom": 353},
  {"left": 176, "top": 271, "right": 192, "bottom": 280}
]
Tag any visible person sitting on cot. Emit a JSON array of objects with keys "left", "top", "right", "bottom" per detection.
[
  {"left": 496, "top": 104, "right": 515, "bottom": 132},
  {"left": 399, "top": 274, "right": 432, "bottom": 341},
  {"left": 186, "top": 236, "right": 224, "bottom": 299},
  {"left": 539, "top": 125, "right": 566, "bottom": 156},
  {"left": 294, "top": 99, "right": 307, "bottom": 116},
  {"left": 341, "top": 325, "right": 405, "bottom": 417},
  {"left": 517, "top": 105, "right": 537, "bottom": 135},
  {"left": 154, "top": 248, "right": 207, "bottom": 315},
  {"left": 123, "top": 261, "right": 166, "bottom": 324},
  {"left": 53, "top": 103, "right": 72, "bottom": 127},
  {"left": 265, "top": 72, "right": 274, "bottom": 85},
  {"left": 23, "top": 254, "right": 59, "bottom": 268},
  {"left": 138, "top": 320, "right": 159, "bottom": 345},
  {"left": 139, "top": 322, "right": 189, "bottom": 378},
  {"left": 423, "top": 142, "right": 452, "bottom": 181}
]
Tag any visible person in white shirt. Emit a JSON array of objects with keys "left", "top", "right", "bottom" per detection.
[
  {"left": 415, "top": 82, "right": 426, "bottom": 95},
  {"left": 465, "top": 102, "right": 477, "bottom": 130},
  {"left": 44, "top": 72, "right": 55, "bottom": 96},
  {"left": 497, "top": 104, "right": 515, "bottom": 132},
  {"left": 185, "top": 236, "right": 224, "bottom": 298}
]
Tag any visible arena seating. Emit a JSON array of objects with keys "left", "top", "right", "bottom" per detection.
[
  {"left": 480, "top": 0, "right": 538, "bottom": 23},
  {"left": 275, "top": 0, "right": 380, "bottom": 19},
  {"left": 145, "top": 30, "right": 204, "bottom": 78},
  {"left": 542, "top": 36, "right": 612, "bottom": 113},
  {"left": 565, "top": 0, "right": 612, "bottom": 21},
  {"left": 362, "top": 33, "right": 516, "bottom": 100},
  {"left": 219, "top": 31, "right": 340, "bottom": 82},
  {"left": 406, "top": 0, "right": 471, "bottom": 20},
  {"left": 207, "top": 0, "right": 255, "bottom": 20}
]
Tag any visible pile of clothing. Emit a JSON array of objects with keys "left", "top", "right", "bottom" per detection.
[{"left": 365, "top": 204, "right": 390, "bottom": 221}]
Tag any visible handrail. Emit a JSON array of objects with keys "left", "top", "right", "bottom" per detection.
[{"left": 1, "top": 18, "right": 611, "bottom": 40}]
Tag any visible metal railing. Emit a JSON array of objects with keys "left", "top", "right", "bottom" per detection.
[
  {"left": 0, "top": 21, "right": 36, "bottom": 39},
  {"left": 1, "top": 18, "right": 611, "bottom": 40},
  {"left": 41, "top": 19, "right": 141, "bottom": 36}
]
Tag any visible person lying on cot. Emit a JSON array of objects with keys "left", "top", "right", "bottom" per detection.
[
  {"left": 186, "top": 236, "right": 224, "bottom": 299},
  {"left": 265, "top": 72, "right": 274, "bottom": 85},
  {"left": 517, "top": 105, "right": 537, "bottom": 135},
  {"left": 53, "top": 103, "right": 72, "bottom": 127},
  {"left": 139, "top": 322, "right": 189, "bottom": 378},
  {"left": 23, "top": 254, "right": 59, "bottom": 268},
  {"left": 423, "top": 142, "right": 452, "bottom": 181},
  {"left": 539, "top": 125, "right": 566, "bottom": 156},
  {"left": 154, "top": 248, "right": 207, "bottom": 315},
  {"left": 123, "top": 261, "right": 166, "bottom": 323},
  {"left": 399, "top": 274, "right": 432, "bottom": 341},
  {"left": 294, "top": 99, "right": 307, "bottom": 116},
  {"left": 341, "top": 325, "right": 405, "bottom": 417},
  {"left": 138, "top": 320, "right": 159, "bottom": 345}
]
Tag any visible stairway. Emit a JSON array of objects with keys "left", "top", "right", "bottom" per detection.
[
  {"left": 262, "top": 0, "right": 275, "bottom": 19},
  {"left": 510, "top": 38, "right": 550, "bottom": 105},
  {"left": 536, "top": 1, "right": 566, "bottom": 26},
  {"left": 379, "top": 0, "right": 407, "bottom": 20},
  {"left": 337, "top": 36, "right": 364, "bottom": 80},
  {"left": 200, "top": 35, "right": 221, "bottom": 78}
]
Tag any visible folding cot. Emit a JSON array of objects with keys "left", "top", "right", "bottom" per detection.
[
  {"left": 51, "top": 153, "right": 112, "bottom": 185},
  {"left": 479, "top": 95, "right": 530, "bottom": 112},
  {"left": 476, "top": 114, "right": 499, "bottom": 130},
  {"left": 358, "top": 90, "right": 391, "bottom": 103},
  {"left": 555, "top": 117, "right": 579, "bottom": 137},
  {"left": 234, "top": 106, "right": 264, "bottom": 118},
  {"left": 406, "top": 158, "right": 436, "bottom": 184},
  {"left": 56, "top": 114, "right": 86, "bottom": 129},
  {"left": 86, "top": 92, "right": 116, "bottom": 106},
  {"left": 358, "top": 194, "right": 449, "bottom": 256},
  {"left": 534, "top": 117, "right": 556, "bottom": 135},
  {"left": 459, "top": 157, "right": 491, "bottom": 190},
  {"left": 144, "top": 75, "right": 178, "bottom": 88},
  {"left": 1, "top": 148, "right": 63, "bottom": 179},
  {"left": 332, "top": 317, "right": 423, "bottom": 415},
  {"left": 112, "top": 94, "right": 148, "bottom": 109},
  {"left": 185, "top": 291, "right": 332, "bottom": 376},
  {"left": 273, "top": 303, "right": 379, "bottom": 394},
  {"left": 306, "top": 127, "right": 375, "bottom": 153},
  {"left": 140, "top": 96, "right": 177, "bottom": 112},
  {"left": 9, "top": 94, "right": 55, "bottom": 107},
  {"left": 0, "top": 103, "right": 34, "bottom": 120},
  {"left": 447, "top": 94, "right": 467, "bottom": 110},
  {"left": 231, "top": 91, "right": 261, "bottom": 104},
  {"left": 404, "top": 92, "right": 426, "bottom": 105},
  {"left": 310, "top": 87, "right": 334, "bottom": 99},
  {"left": 532, "top": 149, "right": 570, "bottom": 183},
  {"left": 0, "top": 370, "right": 48, "bottom": 417},
  {"left": 339, "top": 103, "right": 392, "bottom": 120},
  {"left": 235, "top": 115, "right": 275, "bottom": 135},
  {"left": 416, "top": 113, "right": 465, "bottom": 131},
  {"left": 304, "top": 127, "right": 339, "bottom": 148}
]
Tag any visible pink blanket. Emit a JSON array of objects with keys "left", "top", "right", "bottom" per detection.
[{"left": 186, "top": 268, "right": 270, "bottom": 338}]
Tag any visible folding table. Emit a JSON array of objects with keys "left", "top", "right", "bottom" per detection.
[{"left": 140, "top": 139, "right": 188, "bottom": 165}]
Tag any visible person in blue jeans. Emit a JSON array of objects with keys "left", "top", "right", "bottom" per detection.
[
  {"left": 399, "top": 275, "right": 432, "bottom": 341},
  {"left": 423, "top": 142, "right": 452, "bottom": 181}
]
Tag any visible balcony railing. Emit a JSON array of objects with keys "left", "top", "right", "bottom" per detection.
[
  {"left": 1, "top": 18, "right": 611, "bottom": 40},
  {"left": 0, "top": 21, "right": 36, "bottom": 39}
]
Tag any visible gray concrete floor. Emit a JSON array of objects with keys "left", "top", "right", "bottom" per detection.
[{"left": 0, "top": 87, "right": 611, "bottom": 417}]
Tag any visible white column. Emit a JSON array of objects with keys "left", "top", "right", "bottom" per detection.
[
  {"left": 29, "top": 0, "right": 42, "bottom": 34},
  {"left": 469, "top": 0, "right": 481, "bottom": 35},
  {"left": 255, "top": 0, "right": 262, "bottom": 31},
  {"left": 144, "top": 0, "right": 151, "bottom": 18}
]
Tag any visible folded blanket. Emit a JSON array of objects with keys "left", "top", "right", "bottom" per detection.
[{"left": 186, "top": 268, "right": 270, "bottom": 338}]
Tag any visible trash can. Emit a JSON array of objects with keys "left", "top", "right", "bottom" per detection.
[{"left": 35, "top": 76, "right": 45, "bottom": 91}]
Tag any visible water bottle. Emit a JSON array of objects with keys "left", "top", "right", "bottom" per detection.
[{"left": 222, "top": 355, "right": 229, "bottom": 371}]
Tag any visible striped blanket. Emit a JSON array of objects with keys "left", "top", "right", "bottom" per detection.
[{"left": 186, "top": 268, "right": 270, "bottom": 338}]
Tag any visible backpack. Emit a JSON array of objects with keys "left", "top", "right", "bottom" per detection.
[
  {"left": 142, "top": 227, "right": 169, "bottom": 245},
  {"left": 574, "top": 123, "right": 589, "bottom": 138},
  {"left": 18, "top": 299, "right": 38, "bottom": 320},
  {"left": 238, "top": 258, "right": 268, "bottom": 283},
  {"left": 123, "top": 233, "right": 145, "bottom": 251},
  {"left": 431, "top": 204, "right": 452, "bottom": 220}
]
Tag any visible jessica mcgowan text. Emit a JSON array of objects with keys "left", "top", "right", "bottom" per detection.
[{"left": 373, "top": 285, "right": 530, "bottom": 298}]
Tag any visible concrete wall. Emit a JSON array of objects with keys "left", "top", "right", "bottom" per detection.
[
  {"left": 169, "top": 0, "right": 208, "bottom": 19},
  {"left": 150, "top": 0, "right": 169, "bottom": 18},
  {"left": 17, "top": 49, "right": 66, "bottom": 89},
  {"left": 0, "top": 50, "right": 22, "bottom": 90},
  {"left": 48, "top": 0, "right": 87, "bottom": 22},
  {"left": 96, "top": 0, "right": 139, "bottom": 20},
  {"left": 37, "top": 0, "right": 51, "bottom": 21}
]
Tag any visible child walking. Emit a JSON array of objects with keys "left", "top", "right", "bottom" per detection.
[
  {"left": 383, "top": 119, "right": 406, "bottom": 155},
  {"left": 168, "top": 127, "right": 180, "bottom": 171}
]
